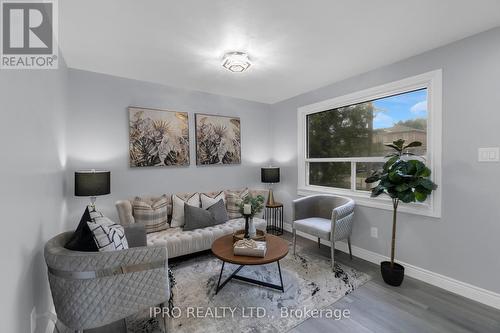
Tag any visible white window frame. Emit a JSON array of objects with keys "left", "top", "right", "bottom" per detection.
[{"left": 297, "top": 70, "right": 442, "bottom": 218}]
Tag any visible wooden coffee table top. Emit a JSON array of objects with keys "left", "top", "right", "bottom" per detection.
[{"left": 211, "top": 234, "right": 289, "bottom": 265}]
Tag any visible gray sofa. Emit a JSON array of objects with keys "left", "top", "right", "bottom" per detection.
[
  {"left": 44, "top": 224, "right": 170, "bottom": 332},
  {"left": 115, "top": 192, "right": 267, "bottom": 259}
]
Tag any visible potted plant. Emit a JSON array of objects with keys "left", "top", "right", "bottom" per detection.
[
  {"left": 365, "top": 139, "right": 437, "bottom": 286},
  {"left": 238, "top": 194, "right": 265, "bottom": 237}
]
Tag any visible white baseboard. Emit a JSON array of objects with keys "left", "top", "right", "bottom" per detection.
[
  {"left": 284, "top": 223, "right": 500, "bottom": 310},
  {"left": 40, "top": 304, "right": 57, "bottom": 333}
]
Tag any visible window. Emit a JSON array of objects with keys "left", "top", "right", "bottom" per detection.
[{"left": 297, "top": 71, "right": 442, "bottom": 217}]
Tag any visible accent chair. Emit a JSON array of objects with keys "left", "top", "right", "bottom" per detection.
[{"left": 292, "top": 194, "right": 355, "bottom": 269}]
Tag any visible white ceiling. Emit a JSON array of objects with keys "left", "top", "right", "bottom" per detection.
[{"left": 60, "top": 0, "right": 500, "bottom": 104}]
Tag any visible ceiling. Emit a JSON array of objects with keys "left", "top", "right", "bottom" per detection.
[{"left": 60, "top": 0, "right": 500, "bottom": 104}]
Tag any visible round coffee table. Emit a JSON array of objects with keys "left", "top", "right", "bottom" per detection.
[{"left": 211, "top": 234, "right": 289, "bottom": 294}]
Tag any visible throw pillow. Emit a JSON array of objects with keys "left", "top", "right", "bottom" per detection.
[
  {"left": 183, "top": 204, "right": 216, "bottom": 231},
  {"left": 87, "top": 216, "right": 129, "bottom": 252},
  {"left": 64, "top": 206, "right": 99, "bottom": 252},
  {"left": 200, "top": 191, "right": 226, "bottom": 209},
  {"left": 132, "top": 195, "right": 169, "bottom": 233},
  {"left": 171, "top": 193, "right": 200, "bottom": 227},
  {"left": 208, "top": 199, "right": 229, "bottom": 225},
  {"left": 224, "top": 188, "right": 249, "bottom": 219},
  {"left": 183, "top": 199, "right": 229, "bottom": 231}
]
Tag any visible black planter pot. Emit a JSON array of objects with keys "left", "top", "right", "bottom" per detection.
[{"left": 380, "top": 261, "right": 405, "bottom": 286}]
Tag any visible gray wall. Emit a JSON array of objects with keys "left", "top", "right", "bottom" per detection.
[
  {"left": 65, "top": 69, "right": 273, "bottom": 223},
  {"left": 0, "top": 63, "right": 68, "bottom": 331},
  {"left": 271, "top": 27, "right": 500, "bottom": 294}
]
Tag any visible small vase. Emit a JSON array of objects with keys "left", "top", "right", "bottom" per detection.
[{"left": 248, "top": 218, "right": 256, "bottom": 238}]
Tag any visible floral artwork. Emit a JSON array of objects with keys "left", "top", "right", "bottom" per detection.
[
  {"left": 129, "top": 107, "right": 190, "bottom": 167},
  {"left": 195, "top": 114, "right": 241, "bottom": 165}
]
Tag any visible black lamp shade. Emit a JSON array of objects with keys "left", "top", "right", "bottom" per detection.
[
  {"left": 75, "top": 171, "right": 110, "bottom": 197},
  {"left": 261, "top": 167, "right": 280, "bottom": 183}
]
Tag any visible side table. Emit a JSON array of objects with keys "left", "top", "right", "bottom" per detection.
[{"left": 265, "top": 202, "right": 284, "bottom": 235}]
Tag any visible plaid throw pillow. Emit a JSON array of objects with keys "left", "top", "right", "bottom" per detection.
[
  {"left": 224, "top": 188, "right": 249, "bottom": 219},
  {"left": 132, "top": 195, "right": 169, "bottom": 233}
]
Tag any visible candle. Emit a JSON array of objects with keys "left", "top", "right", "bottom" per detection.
[{"left": 243, "top": 204, "right": 251, "bottom": 215}]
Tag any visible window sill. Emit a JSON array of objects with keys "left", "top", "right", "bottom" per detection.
[{"left": 297, "top": 186, "right": 441, "bottom": 218}]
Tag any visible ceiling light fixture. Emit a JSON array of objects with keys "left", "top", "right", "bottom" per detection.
[{"left": 222, "top": 51, "right": 251, "bottom": 73}]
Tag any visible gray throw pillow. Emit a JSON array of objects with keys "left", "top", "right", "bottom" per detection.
[
  {"left": 183, "top": 199, "right": 229, "bottom": 231},
  {"left": 183, "top": 204, "right": 216, "bottom": 231},
  {"left": 207, "top": 199, "right": 229, "bottom": 225}
]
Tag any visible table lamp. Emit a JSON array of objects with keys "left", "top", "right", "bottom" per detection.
[
  {"left": 75, "top": 170, "right": 110, "bottom": 211},
  {"left": 261, "top": 166, "right": 280, "bottom": 206}
]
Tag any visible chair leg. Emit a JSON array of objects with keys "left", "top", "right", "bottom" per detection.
[
  {"left": 347, "top": 237, "right": 353, "bottom": 260},
  {"left": 331, "top": 239, "right": 335, "bottom": 271},
  {"left": 160, "top": 302, "right": 169, "bottom": 333},
  {"left": 293, "top": 228, "right": 297, "bottom": 255},
  {"left": 318, "top": 237, "right": 321, "bottom": 248}
]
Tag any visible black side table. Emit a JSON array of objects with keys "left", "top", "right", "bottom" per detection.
[{"left": 265, "top": 202, "right": 284, "bottom": 235}]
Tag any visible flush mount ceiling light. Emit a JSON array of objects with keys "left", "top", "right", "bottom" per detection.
[{"left": 222, "top": 51, "right": 251, "bottom": 73}]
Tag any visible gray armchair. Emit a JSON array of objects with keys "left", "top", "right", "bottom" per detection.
[
  {"left": 292, "top": 194, "right": 355, "bottom": 269},
  {"left": 44, "top": 224, "right": 170, "bottom": 332}
]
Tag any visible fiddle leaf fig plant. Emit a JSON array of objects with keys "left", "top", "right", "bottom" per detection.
[{"left": 365, "top": 139, "right": 437, "bottom": 268}]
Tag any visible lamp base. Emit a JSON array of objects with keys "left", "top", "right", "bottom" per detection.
[
  {"left": 266, "top": 189, "right": 276, "bottom": 206},
  {"left": 89, "top": 196, "right": 97, "bottom": 211}
]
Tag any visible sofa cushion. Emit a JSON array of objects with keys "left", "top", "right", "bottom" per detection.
[
  {"left": 224, "top": 188, "right": 249, "bottom": 219},
  {"left": 147, "top": 218, "right": 267, "bottom": 258},
  {"left": 171, "top": 193, "right": 200, "bottom": 227},
  {"left": 200, "top": 191, "right": 226, "bottom": 209},
  {"left": 132, "top": 195, "right": 169, "bottom": 233},
  {"left": 293, "top": 217, "right": 331, "bottom": 240}
]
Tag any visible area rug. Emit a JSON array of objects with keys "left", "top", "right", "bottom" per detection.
[{"left": 153, "top": 241, "right": 370, "bottom": 333}]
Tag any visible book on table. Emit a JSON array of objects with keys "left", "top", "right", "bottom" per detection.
[{"left": 233, "top": 239, "right": 267, "bottom": 257}]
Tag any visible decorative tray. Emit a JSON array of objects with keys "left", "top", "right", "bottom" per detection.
[{"left": 233, "top": 229, "right": 266, "bottom": 243}]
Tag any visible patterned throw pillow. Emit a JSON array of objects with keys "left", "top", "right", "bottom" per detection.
[
  {"left": 171, "top": 193, "right": 200, "bottom": 227},
  {"left": 200, "top": 191, "right": 226, "bottom": 209},
  {"left": 132, "top": 195, "right": 170, "bottom": 233},
  {"left": 87, "top": 216, "right": 129, "bottom": 252},
  {"left": 224, "top": 188, "right": 249, "bottom": 219}
]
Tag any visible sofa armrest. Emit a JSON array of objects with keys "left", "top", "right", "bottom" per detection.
[
  {"left": 116, "top": 200, "right": 135, "bottom": 225},
  {"left": 332, "top": 199, "right": 355, "bottom": 241},
  {"left": 124, "top": 224, "right": 147, "bottom": 248}
]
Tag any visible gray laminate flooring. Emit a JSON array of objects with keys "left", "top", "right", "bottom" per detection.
[
  {"left": 55, "top": 232, "right": 500, "bottom": 333},
  {"left": 286, "top": 232, "right": 500, "bottom": 333}
]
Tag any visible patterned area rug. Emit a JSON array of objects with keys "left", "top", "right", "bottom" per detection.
[
  {"left": 55, "top": 242, "right": 369, "bottom": 333},
  {"left": 154, "top": 241, "right": 370, "bottom": 333}
]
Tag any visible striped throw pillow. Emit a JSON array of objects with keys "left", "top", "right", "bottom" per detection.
[
  {"left": 132, "top": 195, "right": 169, "bottom": 233},
  {"left": 224, "top": 188, "right": 249, "bottom": 219}
]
